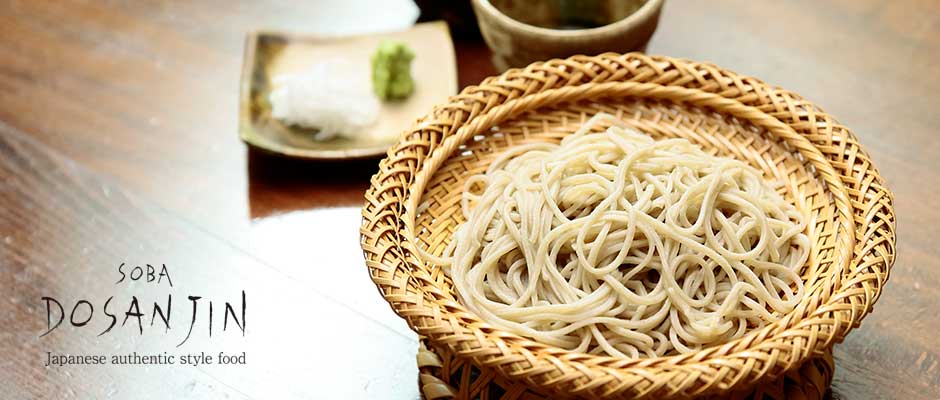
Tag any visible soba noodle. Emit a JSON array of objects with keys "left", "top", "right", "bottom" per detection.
[{"left": 424, "top": 113, "right": 809, "bottom": 358}]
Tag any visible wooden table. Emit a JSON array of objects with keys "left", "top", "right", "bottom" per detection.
[{"left": 1, "top": 1, "right": 937, "bottom": 398}]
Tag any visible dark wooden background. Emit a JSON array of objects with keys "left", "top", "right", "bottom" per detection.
[{"left": 1, "top": 0, "right": 937, "bottom": 399}]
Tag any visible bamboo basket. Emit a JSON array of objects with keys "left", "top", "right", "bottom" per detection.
[{"left": 360, "top": 53, "right": 896, "bottom": 399}]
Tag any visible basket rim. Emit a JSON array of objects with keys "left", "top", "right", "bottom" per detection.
[{"left": 360, "top": 53, "right": 896, "bottom": 398}]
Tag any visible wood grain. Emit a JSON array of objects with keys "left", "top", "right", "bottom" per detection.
[
  {"left": 0, "top": 123, "right": 418, "bottom": 399},
  {"left": 0, "top": 0, "right": 937, "bottom": 399}
]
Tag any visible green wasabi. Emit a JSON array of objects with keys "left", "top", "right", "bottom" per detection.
[{"left": 371, "top": 40, "right": 415, "bottom": 101}]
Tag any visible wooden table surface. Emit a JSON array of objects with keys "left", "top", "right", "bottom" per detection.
[{"left": 1, "top": 1, "right": 937, "bottom": 399}]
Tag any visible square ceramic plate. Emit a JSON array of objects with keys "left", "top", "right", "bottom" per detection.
[{"left": 239, "top": 21, "right": 457, "bottom": 160}]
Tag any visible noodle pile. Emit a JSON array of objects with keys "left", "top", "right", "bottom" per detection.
[{"left": 426, "top": 113, "right": 809, "bottom": 358}]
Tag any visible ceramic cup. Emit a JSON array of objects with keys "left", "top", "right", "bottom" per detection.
[{"left": 471, "top": 0, "right": 664, "bottom": 71}]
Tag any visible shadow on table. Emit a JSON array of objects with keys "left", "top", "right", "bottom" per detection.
[{"left": 246, "top": 148, "right": 379, "bottom": 219}]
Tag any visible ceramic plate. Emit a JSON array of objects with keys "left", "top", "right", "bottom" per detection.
[{"left": 239, "top": 21, "right": 457, "bottom": 160}]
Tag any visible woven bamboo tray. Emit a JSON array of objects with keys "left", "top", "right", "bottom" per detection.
[
  {"left": 416, "top": 338, "right": 834, "bottom": 399},
  {"left": 360, "top": 53, "right": 896, "bottom": 399}
]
